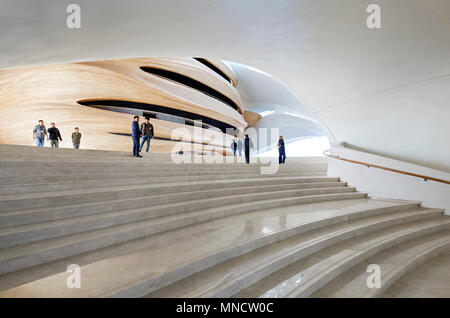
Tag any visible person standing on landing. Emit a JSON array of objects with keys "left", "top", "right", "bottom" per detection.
[
  {"left": 244, "top": 134, "right": 254, "bottom": 164},
  {"left": 72, "top": 127, "right": 82, "bottom": 149},
  {"left": 140, "top": 117, "right": 154, "bottom": 153},
  {"left": 132, "top": 116, "right": 142, "bottom": 158},
  {"left": 231, "top": 138, "right": 238, "bottom": 157},
  {"left": 47, "top": 122, "right": 62, "bottom": 148},
  {"left": 278, "top": 136, "right": 286, "bottom": 164},
  {"left": 33, "top": 120, "right": 48, "bottom": 147},
  {"left": 237, "top": 138, "right": 243, "bottom": 157}
]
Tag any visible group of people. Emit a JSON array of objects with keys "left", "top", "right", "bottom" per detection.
[
  {"left": 32, "top": 117, "right": 287, "bottom": 164},
  {"left": 33, "top": 120, "right": 82, "bottom": 149},
  {"left": 131, "top": 116, "right": 155, "bottom": 158},
  {"left": 230, "top": 135, "right": 286, "bottom": 164}
]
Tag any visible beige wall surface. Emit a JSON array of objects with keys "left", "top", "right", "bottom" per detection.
[{"left": 0, "top": 57, "right": 248, "bottom": 154}]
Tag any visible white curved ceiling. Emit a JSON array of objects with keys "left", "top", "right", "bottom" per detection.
[
  {"left": 224, "top": 61, "right": 318, "bottom": 121},
  {"left": 1, "top": 0, "right": 449, "bottom": 171},
  {"left": 225, "top": 61, "right": 325, "bottom": 152}
]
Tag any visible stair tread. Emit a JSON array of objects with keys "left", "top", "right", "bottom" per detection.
[
  {"left": 0, "top": 179, "right": 342, "bottom": 203},
  {"left": 311, "top": 230, "right": 450, "bottom": 298},
  {"left": 0, "top": 175, "right": 333, "bottom": 192},
  {"left": 0, "top": 182, "right": 347, "bottom": 221},
  {"left": 235, "top": 216, "right": 450, "bottom": 298},
  {"left": 0, "top": 192, "right": 365, "bottom": 255},
  {"left": 0, "top": 186, "right": 357, "bottom": 236},
  {"left": 0, "top": 168, "right": 326, "bottom": 179},
  {"left": 146, "top": 206, "right": 439, "bottom": 298},
  {"left": 0, "top": 164, "right": 325, "bottom": 171},
  {"left": 0, "top": 198, "right": 414, "bottom": 297}
]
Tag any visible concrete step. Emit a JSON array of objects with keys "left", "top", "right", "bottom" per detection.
[
  {"left": 380, "top": 250, "right": 450, "bottom": 298},
  {"left": 0, "top": 163, "right": 326, "bottom": 177},
  {"left": 0, "top": 158, "right": 326, "bottom": 168},
  {"left": 0, "top": 170, "right": 327, "bottom": 186},
  {"left": 0, "top": 150, "right": 326, "bottom": 164},
  {"left": 0, "top": 144, "right": 326, "bottom": 160},
  {"left": 0, "top": 178, "right": 344, "bottom": 201},
  {"left": 0, "top": 192, "right": 367, "bottom": 276},
  {"left": 0, "top": 175, "right": 336, "bottom": 196},
  {"left": 0, "top": 187, "right": 359, "bottom": 248},
  {"left": 0, "top": 166, "right": 325, "bottom": 176},
  {"left": 0, "top": 146, "right": 177, "bottom": 159},
  {"left": 146, "top": 206, "right": 441, "bottom": 298},
  {"left": 234, "top": 216, "right": 450, "bottom": 298},
  {"left": 0, "top": 198, "right": 413, "bottom": 297},
  {"left": 0, "top": 144, "right": 135, "bottom": 155},
  {"left": 311, "top": 231, "right": 450, "bottom": 298},
  {"left": 0, "top": 182, "right": 348, "bottom": 225},
  {"left": 0, "top": 157, "right": 325, "bottom": 169}
]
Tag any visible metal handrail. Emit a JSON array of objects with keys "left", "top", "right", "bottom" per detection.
[{"left": 323, "top": 150, "right": 450, "bottom": 185}]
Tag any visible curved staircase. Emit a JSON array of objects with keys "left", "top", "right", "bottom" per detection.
[{"left": 0, "top": 144, "right": 448, "bottom": 297}]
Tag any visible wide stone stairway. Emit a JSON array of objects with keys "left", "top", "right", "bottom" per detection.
[{"left": 0, "top": 144, "right": 448, "bottom": 298}]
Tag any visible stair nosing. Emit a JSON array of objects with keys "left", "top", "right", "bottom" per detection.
[
  {"left": 147, "top": 208, "right": 443, "bottom": 298},
  {"left": 0, "top": 192, "right": 369, "bottom": 269},
  {"left": 0, "top": 187, "right": 359, "bottom": 239}
]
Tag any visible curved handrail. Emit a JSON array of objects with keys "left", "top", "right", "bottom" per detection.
[{"left": 323, "top": 150, "right": 450, "bottom": 185}]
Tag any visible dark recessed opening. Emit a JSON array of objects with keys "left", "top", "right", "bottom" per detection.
[
  {"left": 143, "top": 112, "right": 157, "bottom": 119},
  {"left": 193, "top": 57, "right": 233, "bottom": 85},
  {"left": 185, "top": 120, "right": 209, "bottom": 129},
  {"left": 78, "top": 99, "right": 236, "bottom": 134},
  {"left": 108, "top": 132, "right": 226, "bottom": 149},
  {"left": 140, "top": 66, "right": 240, "bottom": 113}
]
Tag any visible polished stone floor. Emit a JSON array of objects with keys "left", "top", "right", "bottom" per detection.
[
  {"left": 382, "top": 250, "right": 450, "bottom": 297},
  {"left": 0, "top": 198, "right": 398, "bottom": 297}
]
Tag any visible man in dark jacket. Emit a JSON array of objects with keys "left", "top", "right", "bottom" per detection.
[
  {"left": 244, "top": 134, "right": 253, "bottom": 164},
  {"left": 132, "top": 116, "right": 142, "bottom": 158},
  {"left": 140, "top": 117, "right": 154, "bottom": 153},
  {"left": 72, "top": 127, "right": 82, "bottom": 149},
  {"left": 278, "top": 136, "right": 286, "bottom": 164},
  {"left": 47, "top": 122, "right": 62, "bottom": 148},
  {"left": 231, "top": 137, "right": 238, "bottom": 157}
]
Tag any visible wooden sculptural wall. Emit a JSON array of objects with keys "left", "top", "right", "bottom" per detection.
[{"left": 0, "top": 57, "right": 259, "bottom": 154}]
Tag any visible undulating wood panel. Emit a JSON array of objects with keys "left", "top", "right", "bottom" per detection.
[
  {"left": 243, "top": 111, "right": 263, "bottom": 128},
  {"left": 0, "top": 57, "right": 255, "bottom": 153}
]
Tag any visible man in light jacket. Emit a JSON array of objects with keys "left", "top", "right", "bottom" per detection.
[
  {"left": 237, "top": 139, "right": 243, "bottom": 157},
  {"left": 33, "top": 120, "right": 48, "bottom": 147}
]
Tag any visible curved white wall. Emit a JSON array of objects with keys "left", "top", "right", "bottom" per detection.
[
  {"left": 1, "top": 0, "right": 449, "bottom": 171},
  {"left": 224, "top": 61, "right": 325, "bottom": 152},
  {"left": 329, "top": 142, "right": 450, "bottom": 215}
]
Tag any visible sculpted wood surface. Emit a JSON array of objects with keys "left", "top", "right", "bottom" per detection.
[
  {"left": 202, "top": 58, "right": 239, "bottom": 86},
  {"left": 243, "top": 111, "right": 262, "bottom": 127},
  {"left": 0, "top": 57, "right": 254, "bottom": 153}
]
